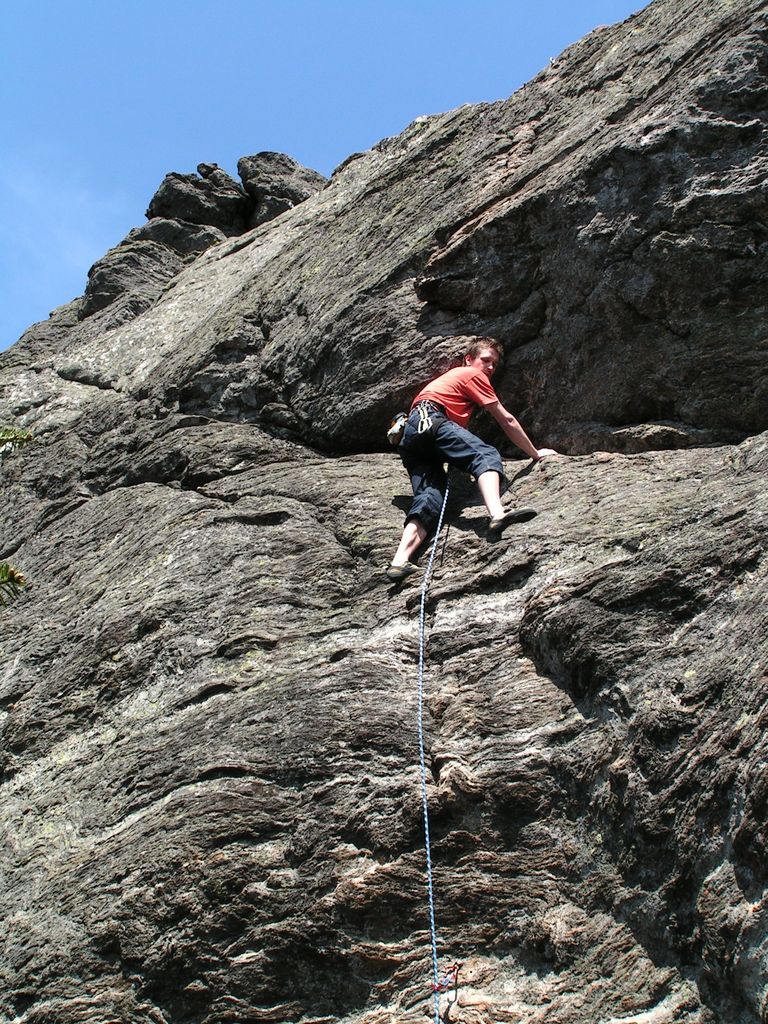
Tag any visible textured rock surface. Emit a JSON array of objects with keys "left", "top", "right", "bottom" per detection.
[
  {"left": 80, "top": 240, "right": 184, "bottom": 320},
  {"left": 146, "top": 164, "right": 251, "bottom": 236},
  {"left": 23, "top": 150, "right": 326, "bottom": 346},
  {"left": 0, "top": 1, "right": 767, "bottom": 1022},
  {"left": 122, "top": 218, "right": 228, "bottom": 258},
  {"left": 7, "top": 0, "right": 765, "bottom": 457},
  {"left": 238, "top": 152, "right": 328, "bottom": 228},
  {"left": 143, "top": 157, "right": 326, "bottom": 242},
  {"left": 0, "top": 415, "right": 766, "bottom": 1024}
]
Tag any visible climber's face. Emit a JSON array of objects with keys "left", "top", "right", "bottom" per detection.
[{"left": 464, "top": 347, "right": 499, "bottom": 379}]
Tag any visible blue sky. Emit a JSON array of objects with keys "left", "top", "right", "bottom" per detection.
[{"left": 1, "top": 0, "right": 644, "bottom": 352}]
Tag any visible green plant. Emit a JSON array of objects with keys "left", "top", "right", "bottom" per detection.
[
  {"left": 0, "top": 428, "right": 33, "bottom": 603},
  {"left": 0, "top": 563, "right": 26, "bottom": 606},
  {"left": 0, "top": 426, "right": 34, "bottom": 450}
]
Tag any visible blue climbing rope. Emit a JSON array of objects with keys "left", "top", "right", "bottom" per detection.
[{"left": 416, "top": 477, "right": 452, "bottom": 1024}]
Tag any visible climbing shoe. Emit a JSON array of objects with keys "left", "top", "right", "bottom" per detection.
[
  {"left": 386, "top": 561, "right": 419, "bottom": 581},
  {"left": 488, "top": 507, "right": 537, "bottom": 534}
]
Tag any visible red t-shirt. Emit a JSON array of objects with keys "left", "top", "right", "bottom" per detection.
[{"left": 412, "top": 366, "right": 498, "bottom": 428}]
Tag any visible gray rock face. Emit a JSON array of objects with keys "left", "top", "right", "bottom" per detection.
[
  {"left": 414, "top": 23, "right": 768, "bottom": 445},
  {"left": 80, "top": 240, "right": 184, "bottom": 320},
  {"left": 0, "top": 414, "right": 765, "bottom": 1024},
  {"left": 0, "top": 1, "right": 766, "bottom": 1022},
  {"left": 54, "top": 152, "right": 325, "bottom": 334},
  {"left": 2, "top": 298, "right": 84, "bottom": 367},
  {"left": 238, "top": 151, "right": 328, "bottom": 227},
  {"left": 16, "top": 0, "right": 758, "bottom": 457},
  {"left": 122, "top": 217, "right": 228, "bottom": 258},
  {"left": 142, "top": 159, "right": 326, "bottom": 242},
  {"left": 146, "top": 163, "right": 251, "bottom": 236}
]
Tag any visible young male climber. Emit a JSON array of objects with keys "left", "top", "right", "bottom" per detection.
[{"left": 387, "top": 337, "right": 557, "bottom": 581}]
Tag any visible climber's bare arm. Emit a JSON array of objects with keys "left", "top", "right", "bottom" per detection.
[{"left": 486, "top": 401, "right": 559, "bottom": 460}]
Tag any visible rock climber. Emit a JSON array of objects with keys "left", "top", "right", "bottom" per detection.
[{"left": 387, "top": 336, "right": 558, "bottom": 581}]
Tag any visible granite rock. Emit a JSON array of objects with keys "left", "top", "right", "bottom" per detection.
[
  {"left": 238, "top": 151, "right": 328, "bottom": 228},
  {"left": 122, "top": 218, "right": 228, "bottom": 258},
  {"left": 8, "top": 3, "right": 766, "bottom": 456},
  {"left": 0, "top": 0, "right": 766, "bottom": 1022},
  {"left": 80, "top": 240, "right": 184, "bottom": 320},
  {"left": 0, "top": 411, "right": 765, "bottom": 1024},
  {"left": 146, "top": 164, "right": 251, "bottom": 236}
]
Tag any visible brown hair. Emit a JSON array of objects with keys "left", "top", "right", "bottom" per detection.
[{"left": 465, "top": 336, "right": 504, "bottom": 361}]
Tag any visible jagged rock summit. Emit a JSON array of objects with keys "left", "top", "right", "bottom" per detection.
[
  {"left": 1, "top": 1, "right": 767, "bottom": 1023},
  {"left": 75, "top": 156, "right": 328, "bottom": 331}
]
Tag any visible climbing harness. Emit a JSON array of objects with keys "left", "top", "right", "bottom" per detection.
[
  {"left": 416, "top": 474, "right": 460, "bottom": 1024},
  {"left": 387, "top": 401, "right": 444, "bottom": 447}
]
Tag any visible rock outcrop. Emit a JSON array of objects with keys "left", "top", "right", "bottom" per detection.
[
  {"left": 0, "top": 1, "right": 766, "bottom": 1023},
  {"left": 145, "top": 163, "right": 252, "bottom": 236},
  {"left": 74, "top": 157, "right": 327, "bottom": 329},
  {"left": 7, "top": 3, "right": 766, "bottom": 454},
  {"left": 80, "top": 240, "right": 185, "bottom": 321},
  {"left": 122, "top": 219, "right": 228, "bottom": 259},
  {"left": 238, "top": 152, "right": 328, "bottom": 228}
]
